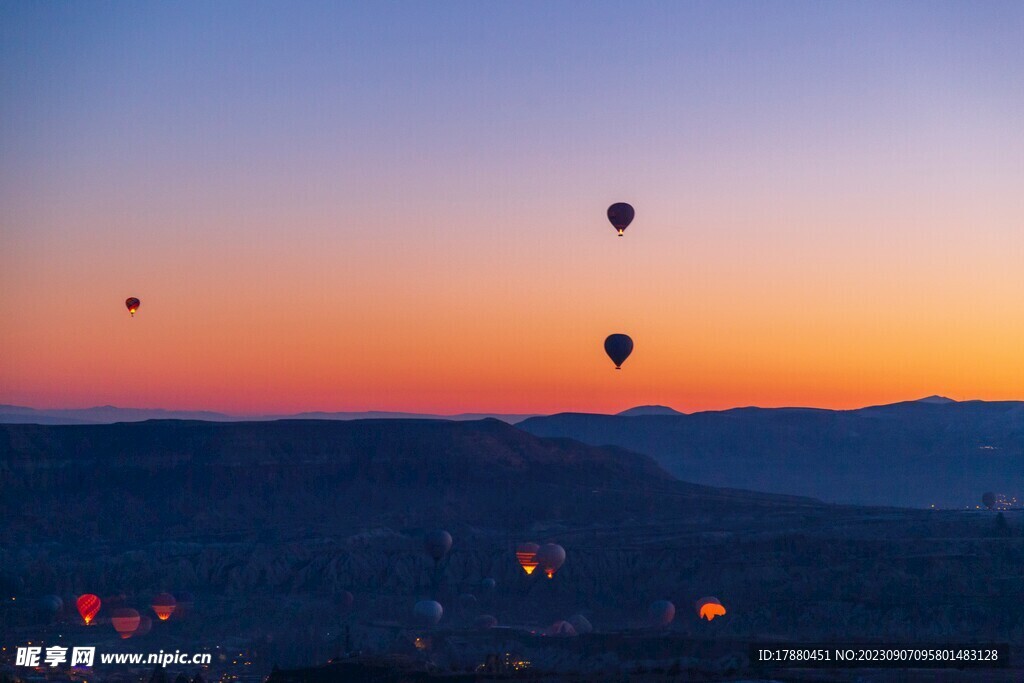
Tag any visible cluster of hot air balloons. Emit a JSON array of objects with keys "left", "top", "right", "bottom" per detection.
[
  {"left": 70, "top": 591, "right": 186, "bottom": 638},
  {"left": 647, "top": 596, "right": 727, "bottom": 627},
  {"left": 515, "top": 542, "right": 565, "bottom": 579},
  {"left": 603, "top": 204, "right": 635, "bottom": 370}
]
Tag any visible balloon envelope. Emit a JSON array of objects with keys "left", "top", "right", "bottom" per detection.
[
  {"left": 516, "top": 542, "right": 539, "bottom": 575},
  {"left": 547, "top": 620, "right": 577, "bottom": 637},
  {"left": 423, "top": 530, "right": 453, "bottom": 561},
  {"left": 604, "top": 334, "right": 634, "bottom": 369},
  {"left": 473, "top": 614, "right": 498, "bottom": 629},
  {"left": 607, "top": 203, "right": 635, "bottom": 236},
  {"left": 40, "top": 595, "right": 63, "bottom": 614},
  {"left": 125, "top": 297, "right": 140, "bottom": 316},
  {"left": 413, "top": 600, "right": 443, "bottom": 626},
  {"left": 111, "top": 608, "right": 141, "bottom": 639},
  {"left": 982, "top": 492, "right": 997, "bottom": 509},
  {"left": 481, "top": 577, "right": 496, "bottom": 591},
  {"left": 536, "top": 543, "right": 566, "bottom": 579},
  {"left": 648, "top": 600, "right": 676, "bottom": 627},
  {"left": 568, "top": 614, "right": 593, "bottom": 634},
  {"left": 76, "top": 594, "right": 101, "bottom": 625},
  {"left": 134, "top": 615, "right": 153, "bottom": 637},
  {"left": 338, "top": 590, "right": 354, "bottom": 610},
  {"left": 151, "top": 593, "right": 176, "bottom": 621}
]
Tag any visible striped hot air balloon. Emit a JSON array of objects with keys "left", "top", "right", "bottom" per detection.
[
  {"left": 516, "top": 542, "right": 539, "bottom": 576},
  {"left": 151, "top": 593, "right": 176, "bottom": 621},
  {"left": 111, "top": 608, "right": 140, "bottom": 639},
  {"left": 76, "top": 594, "right": 101, "bottom": 625}
]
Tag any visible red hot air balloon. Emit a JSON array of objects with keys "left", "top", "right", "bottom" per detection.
[
  {"left": 151, "top": 593, "right": 176, "bottom": 621},
  {"left": 76, "top": 594, "right": 101, "bottom": 625},
  {"left": 111, "top": 608, "right": 141, "bottom": 639},
  {"left": 607, "top": 203, "right": 635, "bottom": 236},
  {"left": 536, "top": 543, "right": 566, "bottom": 579},
  {"left": 125, "top": 297, "right": 140, "bottom": 317},
  {"left": 516, "top": 542, "right": 539, "bottom": 575}
]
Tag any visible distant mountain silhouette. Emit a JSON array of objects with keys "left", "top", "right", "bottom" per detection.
[
  {"left": 520, "top": 399, "right": 1024, "bottom": 508},
  {"left": 914, "top": 394, "right": 957, "bottom": 404},
  {"left": 0, "top": 419, "right": 810, "bottom": 544},
  {"left": 0, "top": 404, "right": 537, "bottom": 425},
  {"left": 616, "top": 405, "right": 684, "bottom": 417}
]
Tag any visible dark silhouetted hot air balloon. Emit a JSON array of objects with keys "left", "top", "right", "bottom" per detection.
[
  {"left": 413, "top": 600, "right": 443, "bottom": 627},
  {"left": 547, "top": 620, "right": 577, "bottom": 636},
  {"left": 338, "top": 590, "right": 354, "bottom": 611},
  {"left": 125, "top": 297, "right": 140, "bottom": 317},
  {"left": 696, "top": 596, "right": 726, "bottom": 621},
  {"left": 536, "top": 543, "right": 566, "bottom": 579},
  {"left": 76, "top": 594, "right": 100, "bottom": 625},
  {"left": 424, "top": 530, "right": 452, "bottom": 562},
  {"left": 568, "top": 614, "right": 593, "bottom": 634},
  {"left": 982, "top": 492, "right": 997, "bottom": 510},
  {"left": 40, "top": 595, "right": 63, "bottom": 614},
  {"left": 111, "top": 608, "right": 141, "bottom": 639},
  {"left": 481, "top": 577, "right": 496, "bottom": 591},
  {"left": 151, "top": 593, "right": 176, "bottom": 621},
  {"left": 134, "top": 616, "right": 153, "bottom": 637},
  {"left": 648, "top": 600, "right": 675, "bottom": 627},
  {"left": 473, "top": 614, "right": 498, "bottom": 629},
  {"left": 516, "top": 542, "right": 539, "bottom": 575},
  {"left": 604, "top": 334, "right": 633, "bottom": 369},
  {"left": 607, "top": 203, "right": 635, "bottom": 236}
]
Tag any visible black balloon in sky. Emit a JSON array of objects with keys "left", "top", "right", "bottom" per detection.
[{"left": 604, "top": 334, "right": 634, "bottom": 369}]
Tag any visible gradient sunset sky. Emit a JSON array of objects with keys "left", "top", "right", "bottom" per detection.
[{"left": 2, "top": 1, "right": 1023, "bottom": 415}]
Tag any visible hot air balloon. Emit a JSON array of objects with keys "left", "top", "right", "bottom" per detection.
[
  {"left": 516, "top": 542, "right": 539, "bottom": 575},
  {"left": 604, "top": 334, "right": 633, "bottom": 369},
  {"left": 473, "top": 614, "right": 498, "bottom": 629},
  {"left": 76, "top": 594, "right": 101, "bottom": 625},
  {"left": 568, "top": 614, "right": 593, "bottom": 635},
  {"left": 547, "top": 620, "right": 577, "bottom": 637},
  {"left": 413, "top": 600, "right": 443, "bottom": 627},
  {"left": 607, "top": 203, "right": 635, "bottom": 237},
  {"left": 134, "top": 616, "right": 153, "bottom": 637},
  {"left": 151, "top": 593, "right": 176, "bottom": 621},
  {"left": 982, "top": 492, "right": 997, "bottom": 510},
  {"left": 424, "top": 530, "right": 452, "bottom": 563},
  {"left": 648, "top": 600, "right": 675, "bottom": 627},
  {"left": 536, "top": 543, "right": 566, "bottom": 579},
  {"left": 125, "top": 297, "right": 140, "bottom": 317},
  {"left": 39, "top": 594, "right": 63, "bottom": 614},
  {"left": 481, "top": 577, "right": 496, "bottom": 591},
  {"left": 337, "top": 590, "right": 354, "bottom": 611},
  {"left": 696, "top": 596, "right": 726, "bottom": 621},
  {"left": 111, "top": 608, "right": 141, "bottom": 639}
]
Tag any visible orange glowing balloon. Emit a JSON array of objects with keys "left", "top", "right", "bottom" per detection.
[
  {"left": 516, "top": 542, "right": 539, "bottom": 575},
  {"left": 76, "top": 594, "right": 101, "bottom": 625},
  {"left": 111, "top": 608, "right": 141, "bottom": 639},
  {"left": 151, "top": 592, "right": 176, "bottom": 621},
  {"left": 696, "top": 596, "right": 726, "bottom": 621},
  {"left": 125, "top": 297, "right": 140, "bottom": 317}
]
